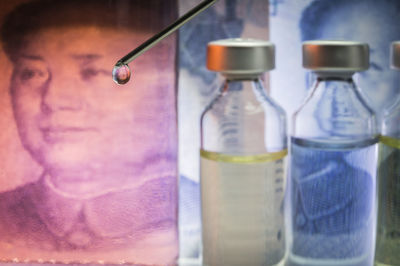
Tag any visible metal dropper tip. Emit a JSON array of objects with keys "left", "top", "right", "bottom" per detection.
[{"left": 113, "top": 0, "right": 218, "bottom": 84}]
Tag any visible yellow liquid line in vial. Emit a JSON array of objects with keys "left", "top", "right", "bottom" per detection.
[
  {"left": 200, "top": 149, "right": 288, "bottom": 163},
  {"left": 380, "top": 135, "right": 400, "bottom": 149}
]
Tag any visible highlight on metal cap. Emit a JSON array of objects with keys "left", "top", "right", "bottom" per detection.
[
  {"left": 302, "top": 40, "right": 369, "bottom": 72},
  {"left": 391, "top": 41, "right": 400, "bottom": 69},
  {"left": 207, "top": 38, "right": 275, "bottom": 78}
]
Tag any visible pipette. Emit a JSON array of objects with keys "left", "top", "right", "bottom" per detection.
[{"left": 113, "top": 0, "right": 218, "bottom": 84}]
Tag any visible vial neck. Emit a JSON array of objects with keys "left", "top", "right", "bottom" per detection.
[
  {"left": 221, "top": 77, "right": 261, "bottom": 93},
  {"left": 313, "top": 75, "right": 356, "bottom": 92}
]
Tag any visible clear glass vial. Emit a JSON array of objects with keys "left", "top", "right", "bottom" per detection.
[
  {"left": 289, "top": 41, "right": 378, "bottom": 266},
  {"left": 374, "top": 41, "right": 400, "bottom": 266},
  {"left": 200, "top": 38, "right": 287, "bottom": 266}
]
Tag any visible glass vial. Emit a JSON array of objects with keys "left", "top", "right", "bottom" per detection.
[
  {"left": 374, "top": 41, "right": 400, "bottom": 266},
  {"left": 200, "top": 39, "right": 287, "bottom": 266},
  {"left": 289, "top": 41, "right": 378, "bottom": 266}
]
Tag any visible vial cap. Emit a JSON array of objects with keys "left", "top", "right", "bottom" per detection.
[
  {"left": 303, "top": 41, "right": 369, "bottom": 72},
  {"left": 391, "top": 41, "right": 400, "bottom": 69},
  {"left": 207, "top": 38, "right": 275, "bottom": 78}
]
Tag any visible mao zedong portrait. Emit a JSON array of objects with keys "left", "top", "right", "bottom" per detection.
[{"left": 0, "top": 0, "right": 178, "bottom": 263}]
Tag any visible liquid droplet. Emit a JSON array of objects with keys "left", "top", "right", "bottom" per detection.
[{"left": 112, "top": 63, "right": 131, "bottom": 85}]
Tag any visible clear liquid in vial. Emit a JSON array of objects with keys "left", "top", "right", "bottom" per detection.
[
  {"left": 374, "top": 136, "right": 400, "bottom": 266},
  {"left": 201, "top": 149, "right": 287, "bottom": 266},
  {"left": 289, "top": 137, "right": 378, "bottom": 266}
]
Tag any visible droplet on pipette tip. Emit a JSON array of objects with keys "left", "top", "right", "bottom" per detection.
[{"left": 112, "top": 62, "right": 131, "bottom": 85}]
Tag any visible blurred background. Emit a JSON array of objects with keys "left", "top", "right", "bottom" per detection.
[{"left": 0, "top": 0, "right": 398, "bottom": 265}]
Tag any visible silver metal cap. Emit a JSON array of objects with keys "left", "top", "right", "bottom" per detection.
[
  {"left": 303, "top": 40, "right": 369, "bottom": 72},
  {"left": 391, "top": 41, "right": 400, "bottom": 69},
  {"left": 207, "top": 38, "right": 275, "bottom": 78}
]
